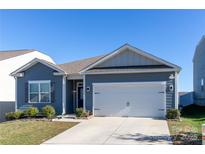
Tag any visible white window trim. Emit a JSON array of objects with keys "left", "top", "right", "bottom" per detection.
[{"left": 28, "top": 80, "right": 51, "bottom": 104}]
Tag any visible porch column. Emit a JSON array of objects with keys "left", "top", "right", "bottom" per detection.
[
  {"left": 14, "top": 76, "right": 18, "bottom": 112},
  {"left": 175, "top": 72, "right": 179, "bottom": 109},
  {"left": 62, "top": 75, "right": 66, "bottom": 115},
  {"left": 83, "top": 75, "right": 86, "bottom": 111}
]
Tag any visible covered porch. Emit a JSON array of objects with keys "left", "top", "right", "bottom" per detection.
[{"left": 66, "top": 75, "right": 84, "bottom": 114}]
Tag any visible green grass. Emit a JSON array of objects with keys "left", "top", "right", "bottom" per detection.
[
  {"left": 0, "top": 120, "right": 78, "bottom": 145},
  {"left": 167, "top": 104, "right": 205, "bottom": 145}
]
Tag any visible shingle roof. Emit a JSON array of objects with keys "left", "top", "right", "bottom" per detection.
[
  {"left": 36, "top": 58, "right": 64, "bottom": 72},
  {"left": 0, "top": 49, "right": 34, "bottom": 61},
  {"left": 178, "top": 92, "right": 191, "bottom": 96},
  {"left": 58, "top": 55, "right": 105, "bottom": 75}
]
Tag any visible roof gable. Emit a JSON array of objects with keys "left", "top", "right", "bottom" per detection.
[
  {"left": 80, "top": 44, "right": 181, "bottom": 73},
  {"left": 11, "top": 58, "right": 65, "bottom": 76},
  {"left": 95, "top": 48, "right": 162, "bottom": 68}
]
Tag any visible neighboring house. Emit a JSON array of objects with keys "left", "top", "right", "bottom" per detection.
[
  {"left": 0, "top": 49, "right": 54, "bottom": 121},
  {"left": 193, "top": 36, "right": 205, "bottom": 106},
  {"left": 11, "top": 44, "right": 181, "bottom": 118},
  {"left": 178, "top": 92, "right": 194, "bottom": 108}
]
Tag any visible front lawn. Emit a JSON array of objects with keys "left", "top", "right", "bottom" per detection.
[
  {"left": 0, "top": 120, "right": 78, "bottom": 145},
  {"left": 167, "top": 104, "right": 205, "bottom": 145}
]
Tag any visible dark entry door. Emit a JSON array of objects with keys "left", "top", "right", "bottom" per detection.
[{"left": 77, "top": 86, "right": 83, "bottom": 108}]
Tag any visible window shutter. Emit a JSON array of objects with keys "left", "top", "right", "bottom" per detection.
[
  {"left": 25, "top": 82, "right": 28, "bottom": 103},
  {"left": 51, "top": 82, "right": 55, "bottom": 103}
]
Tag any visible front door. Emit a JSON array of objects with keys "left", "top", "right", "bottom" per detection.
[{"left": 77, "top": 83, "right": 83, "bottom": 108}]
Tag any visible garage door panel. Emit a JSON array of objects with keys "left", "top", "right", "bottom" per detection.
[
  {"left": 93, "top": 82, "right": 166, "bottom": 118},
  {"left": 94, "top": 92, "right": 130, "bottom": 116}
]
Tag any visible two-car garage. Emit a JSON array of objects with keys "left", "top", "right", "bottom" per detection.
[
  {"left": 93, "top": 82, "right": 166, "bottom": 118},
  {"left": 81, "top": 45, "right": 179, "bottom": 119}
]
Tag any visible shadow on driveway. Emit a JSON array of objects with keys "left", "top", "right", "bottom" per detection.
[{"left": 116, "top": 133, "right": 172, "bottom": 143}]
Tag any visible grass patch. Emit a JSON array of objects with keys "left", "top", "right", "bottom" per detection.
[
  {"left": 167, "top": 104, "right": 205, "bottom": 145},
  {"left": 0, "top": 119, "right": 78, "bottom": 145}
]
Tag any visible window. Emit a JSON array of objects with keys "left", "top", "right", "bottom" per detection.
[
  {"left": 201, "top": 78, "right": 204, "bottom": 91},
  {"left": 29, "top": 80, "right": 51, "bottom": 103}
]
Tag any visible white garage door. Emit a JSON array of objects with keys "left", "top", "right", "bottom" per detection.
[{"left": 93, "top": 82, "right": 166, "bottom": 118}]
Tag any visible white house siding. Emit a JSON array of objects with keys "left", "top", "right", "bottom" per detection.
[{"left": 0, "top": 51, "right": 55, "bottom": 102}]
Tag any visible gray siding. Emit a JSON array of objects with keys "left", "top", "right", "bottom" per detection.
[
  {"left": 0, "top": 101, "right": 15, "bottom": 122},
  {"left": 85, "top": 72, "right": 176, "bottom": 112},
  {"left": 96, "top": 49, "right": 161, "bottom": 68},
  {"left": 193, "top": 38, "right": 205, "bottom": 105},
  {"left": 17, "top": 63, "right": 63, "bottom": 115}
]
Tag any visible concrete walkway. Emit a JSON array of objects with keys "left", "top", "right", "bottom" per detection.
[{"left": 43, "top": 117, "right": 172, "bottom": 145}]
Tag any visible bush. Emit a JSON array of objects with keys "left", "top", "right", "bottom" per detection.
[
  {"left": 15, "top": 111, "right": 23, "bottom": 119},
  {"left": 75, "top": 108, "right": 90, "bottom": 118},
  {"left": 5, "top": 111, "right": 23, "bottom": 120},
  {"left": 166, "top": 109, "right": 180, "bottom": 119},
  {"left": 42, "top": 105, "right": 56, "bottom": 119},
  {"left": 24, "top": 107, "right": 39, "bottom": 117},
  {"left": 75, "top": 108, "right": 84, "bottom": 117}
]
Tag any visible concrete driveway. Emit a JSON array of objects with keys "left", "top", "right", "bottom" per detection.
[{"left": 43, "top": 117, "right": 172, "bottom": 145}]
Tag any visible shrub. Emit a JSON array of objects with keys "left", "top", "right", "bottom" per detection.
[
  {"left": 5, "top": 112, "right": 15, "bottom": 120},
  {"left": 166, "top": 109, "right": 180, "bottom": 119},
  {"left": 5, "top": 111, "right": 23, "bottom": 120},
  {"left": 24, "top": 107, "right": 39, "bottom": 117},
  {"left": 81, "top": 111, "right": 90, "bottom": 117},
  {"left": 42, "top": 105, "right": 56, "bottom": 119},
  {"left": 75, "top": 108, "right": 84, "bottom": 117},
  {"left": 75, "top": 108, "right": 90, "bottom": 118},
  {"left": 15, "top": 111, "right": 23, "bottom": 119}
]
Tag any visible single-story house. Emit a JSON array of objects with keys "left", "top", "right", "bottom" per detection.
[{"left": 11, "top": 44, "right": 181, "bottom": 118}]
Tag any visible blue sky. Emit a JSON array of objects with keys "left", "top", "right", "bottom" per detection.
[{"left": 0, "top": 10, "right": 205, "bottom": 91}]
